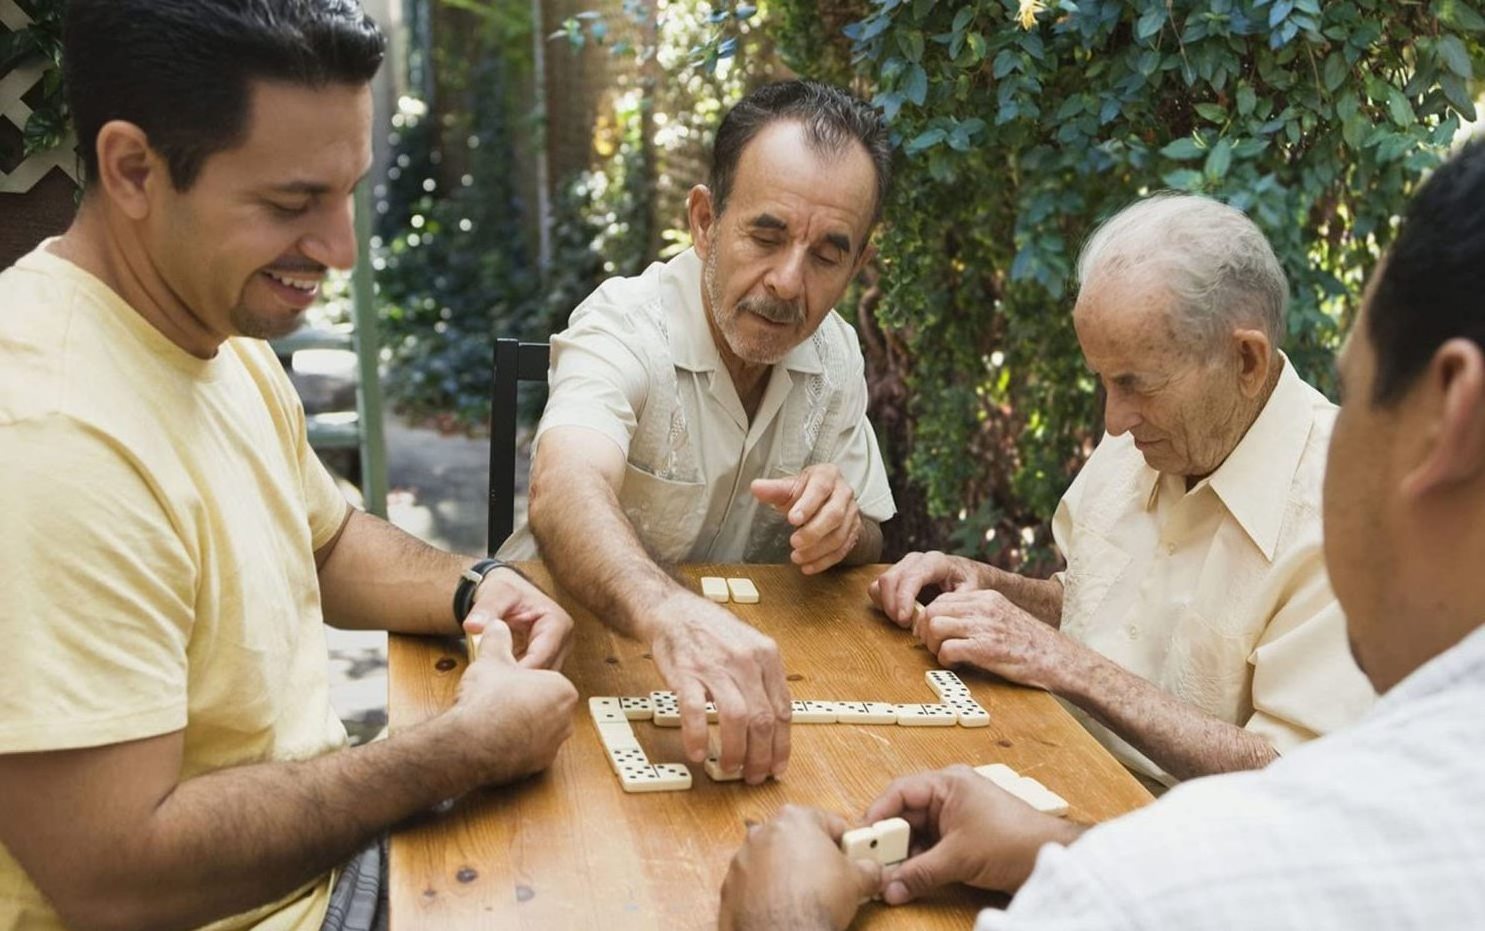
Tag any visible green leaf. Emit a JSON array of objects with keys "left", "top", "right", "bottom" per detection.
[
  {"left": 1194, "top": 102, "right": 1228, "bottom": 123},
  {"left": 1237, "top": 83, "right": 1257, "bottom": 116},
  {"left": 1436, "top": 34, "right": 1474, "bottom": 78},
  {"left": 1386, "top": 86, "right": 1415, "bottom": 126},
  {"left": 1435, "top": 0, "right": 1485, "bottom": 32},
  {"left": 1162, "top": 168, "right": 1205, "bottom": 189},
  {"left": 1160, "top": 137, "right": 1205, "bottom": 159},
  {"left": 1322, "top": 52, "right": 1347, "bottom": 92},
  {"left": 993, "top": 49, "right": 1019, "bottom": 79},
  {"left": 1136, "top": 7, "right": 1166, "bottom": 40},
  {"left": 966, "top": 32, "right": 988, "bottom": 61},
  {"left": 903, "top": 64, "right": 929, "bottom": 105},
  {"left": 1441, "top": 73, "right": 1477, "bottom": 113},
  {"left": 900, "top": 30, "right": 926, "bottom": 63},
  {"left": 905, "top": 127, "right": 947, "bottom": 154},
  {"left": 952, "top": 7, "right": 975, "bottom": 34},
  {"left": 1205, "top": 138, "right": 1233, "bottom": 179}
]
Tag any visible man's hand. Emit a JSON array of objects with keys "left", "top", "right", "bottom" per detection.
[
  {"left": 450, "top": 622, "right": 579, "bottom": 785},
  {"left": 916, "top": 591, "right": 1090, "bottom": 692},
  {"left": 751, "top": 464, "right": 864, "bottom": 574},
  {"left": 864, "top": 766, "right": 1084, "bottom": 904},
  {"left": 720, "top": 805, "right": 881, "bottom": 931},
  {"left": 869, "top": 550, "right": 989, "bottom": 627},
  {"left": 649, "top": 592, "right": 792, "bottom": 783},
  {"left": 463, "top": 567, "right": 575, "bottom": 670}
]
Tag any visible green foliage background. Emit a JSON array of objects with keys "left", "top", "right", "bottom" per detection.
[{"left": 758, "top": 0, "right": 1483, "bottom": 568}]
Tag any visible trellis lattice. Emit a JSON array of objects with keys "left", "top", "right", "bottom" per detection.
[{"left": 0, "top": 0, "right": 78, "bottom": 194}]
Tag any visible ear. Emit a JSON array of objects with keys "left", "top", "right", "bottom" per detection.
[
  {"left": 93, "top": 121, "right": 167, "bottom": 222},
  {"left": 1401, "top": 338, "right": 1485, "bottom": 498},
  {"left": 687, "top": 184, "right": 716, "bottom": 261},
  {"left": 1231, "top": 328, "right": 1274, "bottom": 399}
]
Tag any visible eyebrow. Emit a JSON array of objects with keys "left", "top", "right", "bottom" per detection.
[
  {"left": 268, "top": 168, "right": 373, "bottom": 197},
  {"left": 746, "top": 213, "right": 854, "bottom": 255}
]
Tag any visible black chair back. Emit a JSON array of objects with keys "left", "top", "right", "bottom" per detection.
[{"left": 487, "top": 338, "right": 551, "bottom": 554}]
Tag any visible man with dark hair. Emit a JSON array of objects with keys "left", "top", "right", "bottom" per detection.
[
  {"left": 0, "top": 3, "right": 578, "bottom": 929},
  {"left": 719, "top": 140, "right": 1485, "bottom": 930},
  {"left": 501, "top": 79, "right": 896, "bottom": 785}
]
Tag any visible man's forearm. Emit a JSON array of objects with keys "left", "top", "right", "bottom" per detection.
[
  {"left": 529, "top": 465, "right": 681, "bottom": 640},
  {"left": 90, "top": 714, "right": 492, "bottom": 931},
  {"left": 317, "top": 509, "right": 469, "bottom": 636},
  {"left": 984, "top": 567, "right": 1064, "bottom": 627},
  {"left": 1057, "top": 651, "right": 1278, "bottom": 781}
]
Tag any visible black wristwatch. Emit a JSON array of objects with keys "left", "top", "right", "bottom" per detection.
[{"left": 452, "top": 558, "right": 528, "bottom": 623}]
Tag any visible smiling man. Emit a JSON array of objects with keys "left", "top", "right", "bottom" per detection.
[
  {"left": 500, "top": 81, "right": 895, "bottom": 785},
  {"left": 0, "top": 3, "right": 580, "bottom": 930},
  {"left": 872, "top": 194, "right": 1374, "bottom": 786}
]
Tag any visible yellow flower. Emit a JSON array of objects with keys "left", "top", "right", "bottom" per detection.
[{"left": 1018, "top": 0, "right": 1047, "bottom": 30}]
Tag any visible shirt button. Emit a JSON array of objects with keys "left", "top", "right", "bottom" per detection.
[
  {"left": 1164, "top": 542, "right": 1176, "bottom": 555},
  {"left": 1126, "top": 624, "right": 1139, "bottom": 640}
]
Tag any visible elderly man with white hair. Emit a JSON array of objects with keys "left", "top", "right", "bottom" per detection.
[{"left": 872, "top": 193, "right": 1375, "bottom": 786}]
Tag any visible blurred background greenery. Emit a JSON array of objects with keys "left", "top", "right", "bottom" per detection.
[{"left": 352, "top": 0, "right": 1483, "bottom": 567}]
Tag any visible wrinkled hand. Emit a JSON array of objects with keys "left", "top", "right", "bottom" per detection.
[
  {"left": 720, "top": 805, "right": 881, "bottom": 931},
  {"left": 869, "top": 551, "right": 988, "bottom": 627},
  {"left": 917, "top": 590, "right": 1086, "bottom": 692},
  {"left": 751, "top": 464, "right": 863, "bottom": 575},
  {"left": 864, "top": 766, "right": 1079, "bottom": 904},
  {"left": 452, "top": 621, "right": 579, "bottom": 786},
  {"left": 464, "top": 567, "right": 575, "bottom": 670},
  {"left": 650, "top": 593, "right": 792, "bottom": 783}
]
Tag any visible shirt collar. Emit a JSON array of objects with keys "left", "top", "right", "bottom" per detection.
[
  {"left": 1142, "top": 354, "right": 1318, "bottom": 560},
  {"left": 1206, "top": 354, "right": 1316, "bottom": 560},
  {"left": 664, "top": 248, "right": 824, "bottom": 376}
]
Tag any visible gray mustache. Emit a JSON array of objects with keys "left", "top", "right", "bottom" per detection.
[{"left": 739, "top": 296, "right": 804, "bottom": 325}]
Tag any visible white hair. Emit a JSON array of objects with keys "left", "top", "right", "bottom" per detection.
[{"left": 1075, "top": 193, "right": 1288, "bottom": 354}]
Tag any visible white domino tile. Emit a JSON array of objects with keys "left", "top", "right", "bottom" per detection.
[
  {"left": 619, "top": 762, "right": 692, "bottom": 793},
  {"left": 790, "top": 699, "right": 837, "bottom": 723},
  {"left": 700, "top": 576, "right": 730, "bottom": 602},
  {"left": 833, "top": 701, "right": 898, "bottom": 724},
  {"left": 973, "top": 763, "right": 1069, "bottom": 817},
  {"left": 650, "top": 691, "right": 681, "bottom": 727},
  {"left": 726, "top": 577, "right": 760, "bottom": 604},
  {"left": 925, "top": 669, "right": 973, "bottom": 700},
  {"left": 706, "top": 701, "right": 719, "bottom": 723},
  {"left": 588, "top": 697, "right": 627, "bottom": 725},
  {"left": 704, "top": 756, "right": 744, "bottom": 782},
  {"left": 619, "top": 696, "right": 653, "bottom": 720},
  {"left": 944, "top": 695, "right": 991, "bottom": 728},
  {"left": 893, "top": 703, "right": 957, "bottom": 726},
  {"left": 839, "top": 816, "right": 911, "bottom": 867}
]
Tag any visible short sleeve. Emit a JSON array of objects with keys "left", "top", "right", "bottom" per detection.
[
  {"left": 0, "top": 416, "right": 194, "bottom": 752},
  {"left": 1244, "top": 544, "right": 1376, "bottom": 752},
  {"left": 821, "top": 359, "right": 894, "bottom": 523},
  {"left": 534, "top": 299, "right": 652, "bottom": 458}
]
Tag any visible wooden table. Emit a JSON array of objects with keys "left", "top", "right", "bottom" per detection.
[{"left": 388, "top": 564, "right": 1153, "bottom": 930}]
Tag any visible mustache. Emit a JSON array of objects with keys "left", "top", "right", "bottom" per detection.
[{"left": 738, "top": 294, "right": 805, "bottom": 326}]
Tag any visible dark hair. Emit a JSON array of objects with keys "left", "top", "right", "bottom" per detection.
[
  {"left": 64, "top": 0, "right": 385, "bottom": 191},
  {"left": 709, "top": 79, "right": 892, "bottom": 228},
  {"left": 1368, "top": 140, "right": 1485, "bottom": 405}
]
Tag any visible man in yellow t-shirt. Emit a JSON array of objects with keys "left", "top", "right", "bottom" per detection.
[{"left": 0, "top": 3, "right": 578, "bottom": 930}]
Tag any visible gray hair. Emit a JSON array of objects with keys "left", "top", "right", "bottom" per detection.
[{"left": 1075, "top": 193, "right": 1288, "bottom": 354}]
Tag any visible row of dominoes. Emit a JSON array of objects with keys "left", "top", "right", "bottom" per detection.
[
  {"left": 588, "top": 698, "right": 693, "bottom": 793},
  {"left": 700, "top": 576, "right": 760, "bottom": 604},
  {"left": 974, "top": 763, "right": 1069, "bottom": 816},
  {"left": 605, "top": 670, "right": 990, "bottom": 733}
]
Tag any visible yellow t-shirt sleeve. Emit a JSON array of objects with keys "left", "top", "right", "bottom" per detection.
[{"left": 0, "top": 415, "right": 194, "bottom": 753}]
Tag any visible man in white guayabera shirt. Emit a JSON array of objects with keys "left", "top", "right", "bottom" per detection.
[
  {"left": 872, "top": 193, "right": 1374, "bottom": 787},
  {"left": 718, "top": 139, "right": 1485, "bottom": 931},
  {"left": 499, "top": 80, "right": 896, "bottom": 785}
]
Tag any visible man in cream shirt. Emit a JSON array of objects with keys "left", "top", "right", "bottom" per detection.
[
  {"left": 873, "top": 194, "right": 1374, "bottom": 785},
  {"left": 500, "top": 80, "right": 896, "bottom": 786}
]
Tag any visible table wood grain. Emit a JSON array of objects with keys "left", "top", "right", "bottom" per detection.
[{"left": 388, "top": 564, "right": 1153, "bottom": 930}]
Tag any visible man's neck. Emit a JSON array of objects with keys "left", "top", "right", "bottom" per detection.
[{"left": 51, "top": 205, "right": 225, "bottom": 359}]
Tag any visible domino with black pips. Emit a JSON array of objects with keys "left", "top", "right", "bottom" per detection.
[
  {"left": 892, "top": 703, "right": 958, "bottom": 726},
  {"left": 832, "top": 701, "right": 897, "bottom": 724}
]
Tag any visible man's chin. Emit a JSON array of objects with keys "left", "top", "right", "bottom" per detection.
[{"left": 230, "top": 305, "right": 307, "bottom": 341}]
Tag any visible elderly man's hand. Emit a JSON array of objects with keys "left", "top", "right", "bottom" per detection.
[
  {"left": 720, "top": 805, "right": 882, "bottom": 931},
  {"left": 650, "top": 592, "right": 792, "bottom": 783},
  {"left": 751, "top": 464, "right": 863, "bottom": 574},
  {"left": 864, "top": 766, "right": 1083, "bottom": 904},
  {"left": 916, "top": 590, "right": 1090, "bottom": 691},
  {"left": 869, "top": 550, "right": 989, "bottom": 627},
  {"left": 463, "top": 567, "right": 575, "bottom": 671}
]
